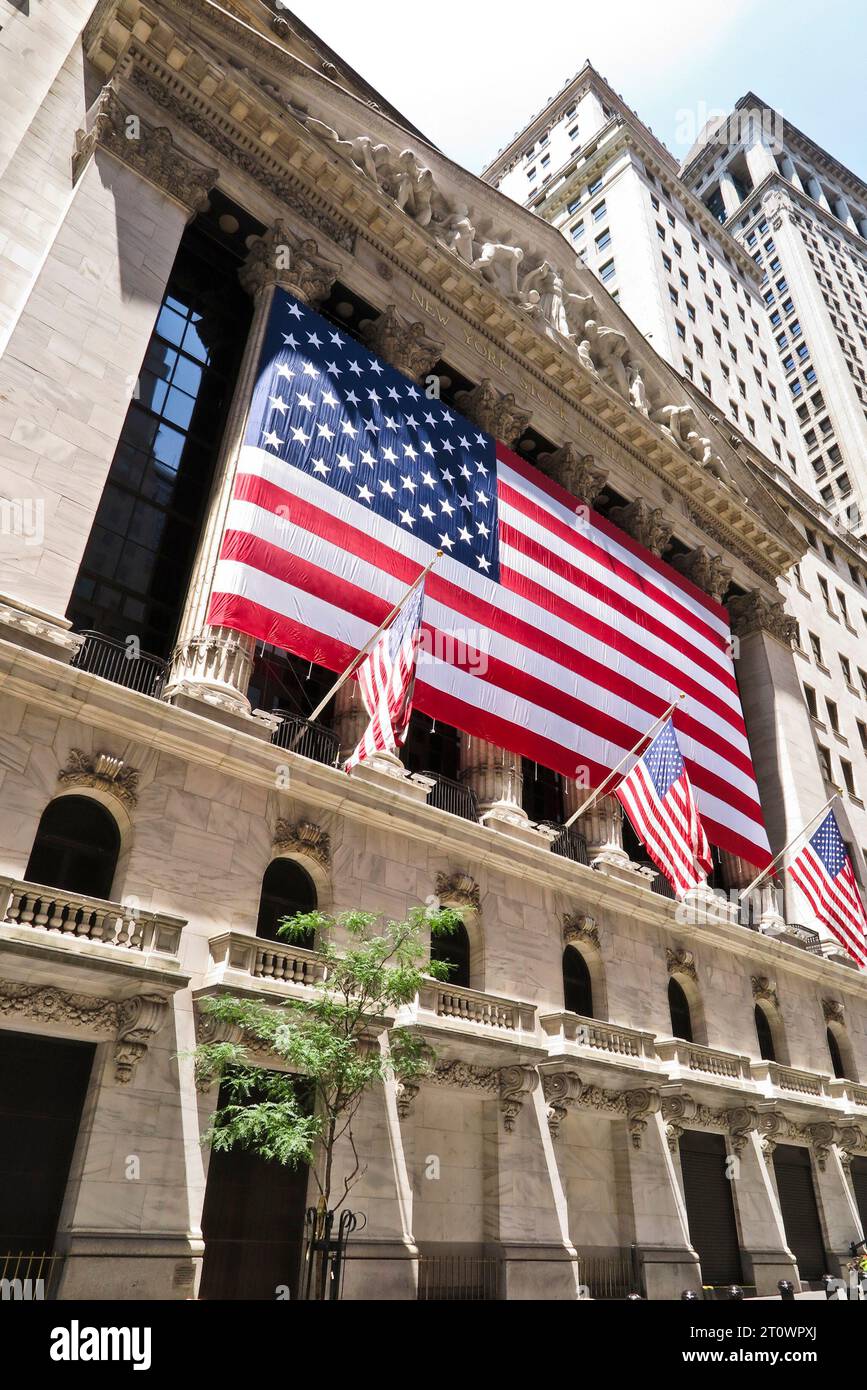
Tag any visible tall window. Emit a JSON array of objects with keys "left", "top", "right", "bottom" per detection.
[
  {"left": 67, "top": 197, "right": 259, "bottom": 657},
  {"left": 827, "top": 1027, "right": 847, "bottom": 1079},
  {"left": 563, "top": 947, "right": 593, "bottom": 1017},
  {"left": 25, "top": 796, "right": 120, "bottom": 900},
  {"left": 431, "top": 921, "right": 470, "bottom": 988},
  {"left": 754, "top": 1004, "right": 776, "bottom": 1062},
  {"left": 668, "top": 977, "right": 693, "bottom": 1042},
  {"left": 256, "top": 859, "right": 317, "bottom": 946}
]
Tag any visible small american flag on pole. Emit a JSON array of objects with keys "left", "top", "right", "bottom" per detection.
[
  {"left": 788, "top": 810, "right": 867, "bottom": 969},
  {"left": 345, "top": 577, "right": 426, "bottom": 772},
  {"left": 615, "top": 719, "right": 712, "bottom": 899}
]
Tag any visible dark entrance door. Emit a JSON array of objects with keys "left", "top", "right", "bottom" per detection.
[
  {"left": 851, "top": 1156, "right": 867, "bottom": 1236},
  {"left": 199, "top": 1081, "right": 311, "bottom": 1300},
  {"left": 0, "top": 1030, "right": 94, "bottom": 1256},
  {"left": 773, "top": 1143, "right": 827, "bottom": 1281},
  {"left": 679, "top": 1129, "right": 743, "bottom": 1286}
]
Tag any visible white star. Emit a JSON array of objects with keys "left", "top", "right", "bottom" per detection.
[
  {"left": 400, "top": 474, "right": 417, "bottom": 493},
  {"left": 382, "top": 447, "right": 398, "bottom": 464},
  {"left": 321, "top": 390, "right": 339, "bottom": 407},
  {"left": 363, "top": 418, "right": 380, "bottom": 434},
  {"left": 441, "top": 439, "right": 455, "bottom": 454},
  {"left": 325, "top": 360, "right": 343, "bottom": 378},
  {"left": 302, "top": 362, "right": 319, "bottom": 379},
  {"left": 476, "top": 460, "right": 488, "bottom": 475},
  {"left": 420, "top": 503, "right": 435, "bottom": 522},
  {"left": 263, "top": 430, "right": 283, "bottom": 449},
  {"left": 348, "top": 361, "right": 363, "bottom": 377},
  {"left": 380, "top": 478, "right": 396, "bottom": 498},
  {"left": 344, "top": 389, "right": 360, "bottom": 406},
  {"left": 329, "top": 330, "right": 345, "bottom": 347},
  {"left": 296, "top": 393, "right": 315, "bottom": 410},
  {"left": 458, "top": 526, "right": 473, "bottom": 544},
  {"left": 424, "top": 411, "right": 437, "bottom": 426},
  {"left": 268, "top": 395, "right": 288, "bottom": 415},
  {"left": 422, "top": 440, "right": 435, "bottom": 456},
  {"left": 459, "top": 464, "right": 472, "bottom": 481},
  {"left": 399, "top": 509, "right": 415, "bottom": 528},
  {"left": 439, "top": 532, "right": 455, "bottom": 551},
  {"left": 405, "top": 413, "right": 420, "bottom": 429},
  {"left": 476, "top": 554, "right": 491, "bottom": 572},
  {"left": 387, "top": 386, "right": 401, "bottom": 401},
  {"left": 476, "top": 520, "right": 490, "bottom": 538},
  {"left": 421, "top": 470, "right": 436, "bottom": 488},
  {"left": 458, "top": 435, "right": 471, "bottom": 449},
  {"left": 282, "top": 333, "right": 299, "bottom": 349},
  {"left": 356, "top": 483, "right": 374, "bottom": 503},
  {"left": 275, "top": 365, "right": 295, "bottom": 383},
  {"left": 369, "top": 358, "right": 384, "bottom": 375},
  {"left": 367, "top": 388, "right": 382, "bottom": 405},
  {"left": 404, "top": 443, "right": 418, "bottom": 460},
  {"left": 360, "top": 449, "right": 377, "bottom": 466},
  {"left": 439, "top": 498, "right": 455, "bottom": 516},
  {"left": 307, "top": 331, "right": 323, "bottom": 348},
  {"left": 440, "top": 467, "right": 454, "bottom": 485},
  {"left": 459, "top": 495, "right": 472, "bottom": 511},
  {"left": 290, "top": 426, "right": 310, "bottom": 445},
  {"left": 316, "top": 423, "right": 335, "bottom": 441},
  {"left": 384, "top": 415, "right": 399, "bottom": 430},
  {"left": 442, "top": 410, "right": 454, "bottom": 424},
  {"left": 341, "top": 421, "right": 358, "bottom": 439},
  {"left": 474, "top": 432, "right": 486, "bottom": 447},
  {"left": 475, "top": 490, "right": 489, "bottom": 506},
  {"left": 311, "top": 458, "right": 330, "bottom": 477},
  {"left": 337, "top": 453, "right": 354, "bottom": 472},
  {"left": 405, "top": 383, "right": 420, "bottom": 399},
  {"left": 286, "top": 302, "right": 303, "bottom": 320}
]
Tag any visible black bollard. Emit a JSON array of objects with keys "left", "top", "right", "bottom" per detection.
[
  {"left": 626, "top": 1293, "right": 643, "bottom": 1300},
  {"left": 681, "top": 1289, "right": 700, "bottom": 1300},
  {"left": 727, "top": 1285, "right": 744, "bottom": 1300},
  {"left": 777, "top": 1280, "right": 795, "bottom": 1301}
]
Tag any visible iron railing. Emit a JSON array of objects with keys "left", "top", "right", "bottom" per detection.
[
  {"left": 783, "top": 923, "right": 824, "bottom": 955},
  {"left": 423, "top": 772, "right": 480, "bottom": 822},
  {"left": 271, "top": 711, "right": 340, "bottom": 767},
  {"left": 649, "top": 869, "right": 676, "bottom": 899},
  {"left": 70, "top": 630, "right": 167, "bottom": 697},
  {"left": 417, "top": 1254, "right": 501, "bottom": 1301},
  {"left": 577, "top": 1246, "right": 643, "bottom": 1299},
  {"left": 0, "top": 1251, "right": 64, "bottom": 1300},
  {"left": 542, "top": 823, "right": 590, "bottom": 864}
]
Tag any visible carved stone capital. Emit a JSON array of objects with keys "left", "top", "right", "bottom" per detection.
[
  {"left": 538, "top": 444, "right": 607, "bottom": 504},
  {"left": 625, "top": 1088, "right": 660, "bottom": 1149},
  {"left": 725, "top": 1106, "right": 759, "bottom": 1156},
  {"left": 609, "top": 498, "right": 671, "bottom": 557},
  {"left": 114, "top": 994, "right": 169, "bottom": 1084},
  {"left": 168, "top": 627, "right": 255, "bottom": 709},
  {"left": 498, "top": 1064, "right": 538, "bottom": 1131},
  {"left": 454, "top": 379, "right": 530, "bottom": 446},
  {"left": 542, "top": 1072, "right": 583, "bottom": 1138},
  {"left": 667, "top": 947, "right": 697, "bottom": 982},
  {"left": 238, "top": 221, "right": 341, "bottom": 305},
  {"left": 562, "top": 912, "right": 599, "bottom": 949},
  {"left": 728, "top": 590, "right": 797, "bottom": 646},
  {"left": 662, "top": 1093, "right": 697, "bottom": 1152},
  {"left": 822, "top": 998, "right": 845, "bottom": 1025},
  {"left": 72, "top": 83, "right": 216, "bottom": 213},
  {"left": 751, "top": 976, "right": 779, "bottom": 1008},
  {"left": 358, "top": 305, "right": 444, "bottom": 382},
  {"left": 434, "top": 871, "right": 480, "bottom": 913},
  {"left": 671, "top": 547, "right": 733, "bottom": 602},
  {"left": 273, "top": 819, "right": 331, "bottom": 869},
  {"left": 58, "top": 749, "right": 139, "bottom": 810},
  {"left": 807, "top": 1121, "right": 838, "bottom": 1172}
]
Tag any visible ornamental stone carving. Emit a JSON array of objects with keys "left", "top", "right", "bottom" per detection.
[
  {"left": 498, "top": 1064, "right": 538, "bottom": 1131},
  {"left": 666, "top": 947, "right": 697, "bottom": 982},
  {"left": 0, "top": 981, "right": 167, "bottom": 1083},
  {"left": 114, "top": 994, "right": 170, "bottom": 1084},
  {"left": 542, "top": 1072, "right": 583, "bottom": 1138},
  {"left": 728, "top": 590, "right": 798, "bottom": 646},
  {"left": 58, "top": 750, "right": 139, "bottom": 810},
  {"left": 661, "top": 1093, "right": 697, "bottom": 1152},
  {"left": 822, "top": 998, "right": 845, "bottom": 1025},
  {"left": 562, "top": 912, "right": 600, "bottom": 950},
  {"left": 430, "top": 1060, "right": 499, "bottom": 1093},
  {"left": 671, "top": 547, "right": 733, "bottom": 602},
  {"left": 625, "top": 1088, "right": 660, "bottom": 1149},
  {"left": 273, "top": 819, "right": 331, "bottom": 869},
  {"left": 394, "top": 1078, "right": 420, "bottom": 1119},
  {"left": 807, "top": 1121, "right": 838, "bottom": 1172},
  {"left": 359, "top": 305, "right": 444, "bottom": 382},
  {"left": 838, "top": 1123, "right": 866, "bottom": 1172},
  {"left": 752, "top": 976, "right": 779, "bottom": 1008},
  {"left": 454, "top": 379, "right": 530, "bottom": 447},
  {"left": 538, "top": 444, "right": 607, "bottom": 504},
  {"left": 238, "top": 221, "right": 341, "bottom": 305},
  {"left": 72, "top": 83, "right": 216, "bottom": 213},
  {"left": 434, "top": 872, "right": 481, "bottom": 913},
  {"left": 608, "top": 498, "right": 671, "bottom": 557},
  {"left": 725, "top": 1106, "right": 759, "bottom": 1156}
]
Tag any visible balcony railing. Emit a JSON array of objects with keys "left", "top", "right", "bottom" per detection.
[
  {"left": 655, "top": 1038, "right": 752, "bottom": 1082},
  {"left": 541, "top": 823, "right": 590, "bottom": 865},
  {"left": 0, "top": 877, "right": 185, "bottom": 955},
  {"left": 423, "top": 772, "right": 480, "bottom": 822},
  {"left": 206, "top": 932, "right": 326, "bottom": 989},
  {"left": 416, "top": 979, "right": 536, "bottom": 1032},
  {"left": 270, "top": 711, "right": 340, "bottom": 767},
  {"left": 540, "top": 1011, "right": 656, "bottom": 1062},
  {"left": 70, "top": 630, "right": 168, "bottom": 698},
  {"left": 778, "top": 922, "right": 824, "bottom": 955},
  {"left": 751, "top": 1061, "right": 830, "bottom": 1098}
]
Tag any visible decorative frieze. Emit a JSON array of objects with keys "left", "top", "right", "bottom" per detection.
[
  {"left": 428, "top": 1059, "right": 500, "bottom": 1093},
  {"left": 666, "top": 947, "right": 697, "bottom": 982},
  {"left": 498, "top": 1064, "right": 538, "bottom": 1131},
  {"left": 72, "top": 83, "right": 216, "bottom": 213},
  {"left": 273, "top": 819, "right": 331, "bottom": 869},
  {"left": 0, "top": 981, "right": 167, "bottom": 1084},
  {"left": 58, "top": 750, "right": 139, "bottom": 810},
  {"left": 454, "top": 379, "right": 530, "bottom": 447},
  {"left": 609, "top": 498, "right": 671, "bottom": 557},
  {"left": 727, "top": 590, "right": 797, "bottom": 646},
  {"left": 238, "top": 220, "right": 341, "bottom": 305},
  {"left": 359, "top": 305, "right": 444, "bottom": 382}
]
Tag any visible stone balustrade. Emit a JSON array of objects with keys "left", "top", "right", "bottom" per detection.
[
  {"left": 416, "top": 979, "right": 536, "bottom": 1033},
  {"left": 828, "top": 1079, "right": 867, "bottom": 1110},
  {"left": 750, "top": 1060, "right": 831, "bottom": 1098},
  {"left": 0, "top": 876, "right": 184, "bottom": 956},
  {"left": 655, "top": 1038, "right": 753, "bottom": 1082},
  {"left": 539, "top": 1011, "right": 657, "bottom": 1062},
  {"left": 206, "top": 931, "right": 326, "bottom": 990}
]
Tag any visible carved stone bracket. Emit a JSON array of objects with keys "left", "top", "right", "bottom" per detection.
[
  {"left": 72, "top": 83, "right": 216, "bottom": 213},
  {"left": 838, "top": 1123, "right": 866, "bottom": 1173},
  {"left": 666, "top": 947, "right": 697, "bottom": 982},
  {"left": 538, "top": 444, "right": 607, "bottom": 505},
  {"left": 752, "top": 975, "right": 779, "bottom": 1008},
  {"left": 238, "top": 220, "right": 341, "bottom": 305},
  {"left": 498, "top": 1064, "right": 539, "bottom": 1131},
  {"left": 725, "top": 1106, "right": 759, "bottom": 1156},
  {"left": 562, "top": 912, "right": 600, "bottom": 950},
  {"left": 661, "top": 1093, "right": 697, "bottom": 1152},
  {"left": 728, "top": 590, "right": 797, "bottom": 646},
  {"left": 672, "top": 546, "right": 733, "bottom": 602},
  {"left": 359, "top": 305, "right": 444, "bottom": 382},
  {"left": 542, "top": 1071, "right": 583, "bottom": 1138},
  {"left": 114, "top": 994, "right": 170, "bottom": 1084},
  {"left": 625, "top": 1088, "right": 660, "bottom": 1150},
  {"left": 454, "top": 379, "right": 530, "bottom": 446},
  {"left": 59, "top": 749, "right": 139, "bottom": 810},
  {"left": 822, "top": 998, "right": 845, "bottom": 1026},
  {"left": 807, "top": 1122, "right": 838, "bottom": 1172},
  {"left": 273, "top": 818, "right": 331, "bottom": 869},
  {"left": 395, "top": 1078, "right": 420, "bottom": 1119},
  {"left": 0, "top": 981, "right": 167, "bottom": 1084},
  {"left": 609, "top": 498, "right": 671, "bottom": 557},
  {"left": 434, "top": 871, "right": 480, "bottom": 913}
]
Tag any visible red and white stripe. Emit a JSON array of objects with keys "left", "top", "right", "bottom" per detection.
[
  {"left": 615, "top": 760, "right": 713, "bottom": 900},
  {"left": 789, "top": 848, "right": 867, "bottom": 969},
  {"left": 208, "top": 439, "right": 773, "bottom": 868},
  {"left": 344, "top": 581, "right": 424, "bottom": 772}
]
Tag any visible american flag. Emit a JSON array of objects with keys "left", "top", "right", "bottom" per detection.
[
  {"left": 344, "top": 576, "right": 425, "bottom": 771},
  {"left": 207, "top": 288, "right": 772, "bottom": 868},
  {"left": 788, "top": 811, "right": 867, "bottom": 968},
  {"left": 614, "top": 720, "right": 712, "bottom": 898}
]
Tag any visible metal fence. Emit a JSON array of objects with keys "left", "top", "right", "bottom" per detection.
[
  {"left": 0, "top": 1251, "right": 64, "bottom": 1300},
  {"left": 417, "top": 1253, "right": 501, "bottom": 1301},
  {"left": 543, "top": 823, "right": 590, "bottom": 864},
  {"left": 271, "top": 711, "right": 341, "bottom": 767},
  {"left": 70, "top": 630, "right": 167, "bottom": 697},
  {"left": 577, "top": 1247, "right": 643, "bottom": 1299},
  {"left": 423, "top": 772, "right": 480, "bottom": 822}
]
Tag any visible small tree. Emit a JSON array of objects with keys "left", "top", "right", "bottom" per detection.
[{"left": 195, "top": 905, "right": 462, "bottom": 1218}]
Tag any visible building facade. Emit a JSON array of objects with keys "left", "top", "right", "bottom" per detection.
[{"left": 1, "top": 0, "right": 867, "bottom": 1302}]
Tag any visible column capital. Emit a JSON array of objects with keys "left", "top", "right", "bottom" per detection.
[
  {"left": 498, "top": 1064, "right": 539, "bottom": 1131},
  {"left": 672, "top": 546, "right": 733, "bottom": 602},
  {"left": 727, "top": 589, "right": 797, "bottom": 645},
  {"left": 609, "top": 497, "right": 671, "bottom": 557},
  {"left": 238, "top": 221, "right": 341, "bottom": 305},
  {"left": 454, "top": 378, "right": 530, "bottom": 446},
  {"left": 359, "top": 305, "right": 444, "bottom": 382},
  {"left": 538, "top": 444, "right": 607, "bottom": 505},
  {"left": 72, "top": 83, "right": 216, "bottom": 214}
]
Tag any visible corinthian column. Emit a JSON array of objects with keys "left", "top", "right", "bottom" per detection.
[
  {"left": 163, "top": 223, "right": 341, "bottom": 726},
  {"left": 563, "top": 783, "right": 630, "bottom": 866}
]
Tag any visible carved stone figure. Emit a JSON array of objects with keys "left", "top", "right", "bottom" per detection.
[
  {"left": 652, "top": 403, "right": 699, "bottom": 449},
  {"left": 388, "top": 150, "right": 435, "bottom": 226},
  {"left": 585, "top": 321, "right": 630, "bottom": 398},
  {"left": 627, "top": 362, "right": 650, "bottom": 416},
  {"left": 435, "top": 207, "right": 475, "bottom": 262},
  {"left": 471, "top": 240, "right": 525, "bottom": 298}
]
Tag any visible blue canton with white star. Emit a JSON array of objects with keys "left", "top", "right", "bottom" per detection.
[
  {"left": 244, "top": 288, "right": 500, "bottom": 580},
  {"left": 809, "top": 811, "right": 848, "bottom": 879},
  {"left": 642, "top": 720, "right": 685, "bottom": 798}
]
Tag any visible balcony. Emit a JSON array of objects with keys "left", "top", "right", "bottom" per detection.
[
  {"left": 423, "top": 772, "right": 480, "bottom": 822},
  {"left": 70, "top": 630, "right": 168, "bottom": 698},
  {"left": 0, "top": 877, "right": 184, "bottom": 963},
  {"left": 829, "top": 1079, "right": 867, "bottom": 1109},
  {"left": 412, "top": 979, "right": 536, "bottom": 1040},
  {"left": 760, "top": 921, "right": 824, "bottom": 955},
  {"left": 541, "top": 823, "right": 590, "bottom": 865},
  {"left": 204, "top": 931, "right": 326, "bottom": 997},
  {"left": 655, "top": 1038, "right": 752, "bottom": 1083},
  {"left": 751, "top": 1061, "right": 831, "bottom": 1099},
  {"left": 540, "top": 1011, "right": 656, "bottom": 1061},
  {"left": 270, "top": 711, "right": 340, "bottom": 767}
]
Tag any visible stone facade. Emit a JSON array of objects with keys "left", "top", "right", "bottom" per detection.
[{"left": 0, "top": 0, "right": 866, "bottom": 1304}]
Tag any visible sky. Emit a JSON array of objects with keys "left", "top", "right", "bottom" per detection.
[{"left": 284, "top": 0, "right": 866, "bottom": 182}]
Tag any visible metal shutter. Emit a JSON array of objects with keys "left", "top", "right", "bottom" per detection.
[
  {"left": 850, "top": 1156, "right": 867, "bottom": 1234},
  {"left": 679, "top": 1130, "right": 743, "bottom": 1286},
  {"left": 773, "top": 1143, "right": 827, "bottom": 1282}
]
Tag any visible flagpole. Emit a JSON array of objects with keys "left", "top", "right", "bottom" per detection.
[
  {"left": 563, "top": 692, "right": 686, "bottom": 829},
  {"left": 738, "top": 791, "right": 840, "bottom": 902},
  {"left": 288, "top": 551, "right": 442, "bottom": 748}
]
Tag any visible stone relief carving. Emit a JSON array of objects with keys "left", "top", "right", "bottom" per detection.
[
  {"left": 671, "top": 547, "right": 732, "bottom": 602},
  {"left": 562, "top": 912, "right": 600, "bottom": 949},
  {"left": 238, "top": 221, "right": 341, "bottom": 305},
  {"left": 807, "top": 1121, "right": 838, "bottom": 1172},
  {"left": 537, "top": 444, "right": 607, "bottom": 505},
  {"left": 394, "top": 1078, "right": 420, "bottom": 1119},
  {"left": 822, "top": 998, "right": 845, "bottom": 1025},
  {"left": 454, "top": 379, "right": 530, "bottom": 447},
  {"left": 434, "top": 872, "right": 481, "bottom": 913},
  {"left": 661, "top": 1093, "right": 697, "bottom": 1152},
  {"left": 114, "top": 995, "right": 170, "bottom": 1084},
  {"left": 58, "top": 750, "right": 139, "bottom": 810},
  {"left": 725, "top": 1106, "right": 758, "bottom": 1156},
  {"left": 666, "top": 947, "right": 697, "bottom": 982},
  {"left": 727, "top": 591, "right": 798, "bottom": 646},
  {"left": 429, "top": 1060, "right": 500, "bottom": 1093},
  {"left": 273, "top": 818, "right": 331, "bottom": 869},
  {"left": 498, "top": 1064, "right": 538, "bottom": 1131},
  {"left": 752, "top": 976, "right": 779, "bottom": 1008},
  {"left": 625, "top": 1088, "right": 660, "bottom": 1149},
  {"left": 608, "top": 498, "right": 671, "bottom": 557},
  {"left": 0, "top": 981, "right": 166, "bottom": 1083},
  {"left": 542, "top": 1072, "right": 583, "bottom": 1138},
  {"left": 359, "top": 305, "right": 444, "bottom": 382}
]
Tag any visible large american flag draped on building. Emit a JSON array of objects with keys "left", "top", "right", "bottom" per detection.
[
  {"left": 788, "top": 811, "right": 867, "bottom": 969},
  {"left": 614, "top": 720, "right": 713, "bottom": 899},
  {"left": 207, "top": 288, "right": 773, "bottom": 869}
]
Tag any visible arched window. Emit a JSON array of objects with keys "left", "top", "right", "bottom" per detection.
[
  {"left": 827, "top": 1027, "right": 847, "bottom": 1080},
  {"left": 25, "top": 796, "right": 120, "bottom": 900},
  {"left": 431, "top": 921, "right": 470, "bottom": 988},
  {"left": 668, "top": 977, "right": 693, "bottom": 1042},
  {"left": 256, "top": 859, "right": 317, "bottom": 946},
  {"left": 754, "top": 1004, "right": 776, "bottom": 1062},
  {"left": 563, "top": 947, "right": 593, "bottom": 1017}
]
